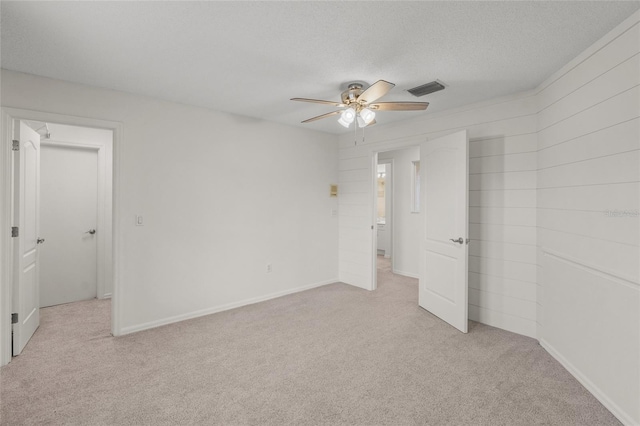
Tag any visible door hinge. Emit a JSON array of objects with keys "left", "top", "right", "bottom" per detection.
[
  {"left": 12, "top": 140, "right": 19, "bottom": 151},
  {"left": 11, "top": 227, "right": 18, "bottom": 238},
  {"left": 11, "top": 313, "right": 18, "bottom": 324}
]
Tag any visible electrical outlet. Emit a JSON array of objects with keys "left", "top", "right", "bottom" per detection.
[{"left": 266, "top": 263, "right": 272, "bottom": 273}]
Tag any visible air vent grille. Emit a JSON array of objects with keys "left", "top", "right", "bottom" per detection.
[{"left": 407, "top": 81, "right": 445, "bottom": 97}]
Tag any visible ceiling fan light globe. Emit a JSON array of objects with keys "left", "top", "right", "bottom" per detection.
[
  {"left": 337, "top": 117, "right": 351, "bottom": 128},
  {"left": 360, "top": 108, "right": 375, "bottom": 124},
  {"left": 341, "top": 108, "right": 356, "bottom": 123},
  {"left": 357, "top": 116, "right": 367, "bottom": 128}
]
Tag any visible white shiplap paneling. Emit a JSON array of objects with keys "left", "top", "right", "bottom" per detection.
[{"left": 535, "top": 11, "right": 640, "bottom": 425}]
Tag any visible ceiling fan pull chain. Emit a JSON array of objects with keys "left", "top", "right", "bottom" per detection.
[{"left": 354, "top": 118, "right": 357, "bottom": 145}]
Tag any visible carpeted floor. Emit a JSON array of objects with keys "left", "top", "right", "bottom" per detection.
[{"left": 0, "top": 257, "right": 620, "bottom": 425}]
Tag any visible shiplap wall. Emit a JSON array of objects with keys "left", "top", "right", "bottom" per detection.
[
  {"left": 535, "top": 13, "right": 639, "bottom": 426},
  {"left": 338, "top": 91, "right": 539, "bottom": 338}
]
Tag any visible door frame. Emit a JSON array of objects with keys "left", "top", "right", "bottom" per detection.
[
  {"left": 41, "top": 137, "right": 111, "bottom": 300},
  {"left": 371, "top": 145, "right": 419, "bottom": 291},
  {"left": 0, "top": 107, "right": 123, "bottom": 366}
]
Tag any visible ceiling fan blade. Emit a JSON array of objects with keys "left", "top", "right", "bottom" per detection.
[
  {"left": 357, "top": 80, "right": 395, "bottom": 104},
  {"left": 369, "top": 102, "right": 429, "bottom": 111},
  {"left": 291, "top": 98, "right": 344, "bottom": 107},
  {"left": 301, "top": 110, "right": 341, "bottom": 123}
]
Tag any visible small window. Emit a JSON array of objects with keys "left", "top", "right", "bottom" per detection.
[
  {"left": 377, "top": 164, "right": 386, "bottom": 223},
  {"left": 411, "top": 161, "right": 420, "bottom": 213}
]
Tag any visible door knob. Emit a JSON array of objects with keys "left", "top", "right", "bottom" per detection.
[
  {"left": 449, "top": 237, "right": 464, "bottom": 244},
  {"left": 85, "top": 229, "right": 96, "bottom": 235},
  {"left": 37, "top": 238, "right": 45, "bottom": 244}
]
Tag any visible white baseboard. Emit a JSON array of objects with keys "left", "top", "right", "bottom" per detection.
[
  {"left": 99, "top": 293, "right": 112, "bottom": 299},
  {"left": 392, "top": 269, "right": 419, "bottom": 279},
  {"left": 540, "top": 339, "right": 637, "bottom": 426},
  {"left": 119, "top": 278, "right": 338, "bottom": 335}
]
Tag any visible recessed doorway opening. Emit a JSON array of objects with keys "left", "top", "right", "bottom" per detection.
[
  {"left": 373, "top": 146, "right": 421, "bottom": 292},
  {"left": 1, "top": 108, "right": 121, "bottom": 365}
]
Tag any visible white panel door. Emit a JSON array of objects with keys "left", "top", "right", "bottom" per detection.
[
  {"left": 40, "top": 146, "right": 98, "bottom": 307},
  {"left": 419, "top": 130, "right": 469, "bottom": 333},
  {"left": 12, "top": 121, "right": 41, "bottom": 355}
]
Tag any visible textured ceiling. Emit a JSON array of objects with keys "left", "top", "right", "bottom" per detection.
[{"left": 2, "top": 1, "right": 639, "bottom": 134}]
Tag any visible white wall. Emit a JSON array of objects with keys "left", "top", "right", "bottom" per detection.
[
  {"left": 379, "top": 147, "right": 420, "bottom": 278},
  {"left": 535, "top": 13, "right": 639, "bottom": 425},
  {"left": 1, "top": 70, "right": 339, "bottom": 334},
  {"left": 338, "top": 91, "right": 539, "bottom": 338}
]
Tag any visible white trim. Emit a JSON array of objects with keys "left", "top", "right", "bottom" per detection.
[
  {"left": 540, "top": 339, "right": 637, "bottom": 426},
  {"left": 41, "top": 140, "right": 99, "bottom": 149},
  {"left": 370, "top": 153, "right": 379, "bottom": 291},
  {"left": 0, "top": 111, "right": 14, "bottom": 365},
  {"left": 119, "top": 278, "right": 338, "bottom": 335},
  {"left": 392, "top": 269, "right": 419, "bottom": 279},
  {"left": 0, "top": 107, "right": 122, "bottom": 366}
]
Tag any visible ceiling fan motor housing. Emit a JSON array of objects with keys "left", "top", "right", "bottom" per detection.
[{"left": 341, "top": 83, "right": 365, "bottom": 105}]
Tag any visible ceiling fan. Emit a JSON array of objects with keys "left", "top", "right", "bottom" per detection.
[{"left": 291, "top": 80, "right": 429, "bottom": 128}]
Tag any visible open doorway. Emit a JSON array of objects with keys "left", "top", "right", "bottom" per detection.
[
  {"left": 370, "top": 131, "right": 470, "bottom": 333},
  {"left": 31, "top": 121, "right": 113, "bottom": 306},
  {"left": 0, "top": 108, "right": 120, "bottom": 365},
  {"left": 374, "top": 146, "right": 421, "bottom": 290}
]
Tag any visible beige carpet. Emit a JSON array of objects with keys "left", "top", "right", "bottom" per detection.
[{"left": 0, "top": 258, "right": 619, "bottom": 425}]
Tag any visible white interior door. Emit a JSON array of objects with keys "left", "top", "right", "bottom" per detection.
[
  {"left": 419, "top": 130, "right": 469, "bottom": 333},
  {"left": 40, "top": 145, "right": 98, "bottom": 307},
  {"left": 12, "top": 121, "right": 41, "bottom": 355}
]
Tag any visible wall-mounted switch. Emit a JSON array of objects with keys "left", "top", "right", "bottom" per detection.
[
  {"left": 136, "top": 215, "right": 144, "bottom": 226},
  {"left": 331, "top": 209, "right": 337, "bottom": 216},
  {"left": 266, "top": 263, "right": 272, "bottom": 273}
]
